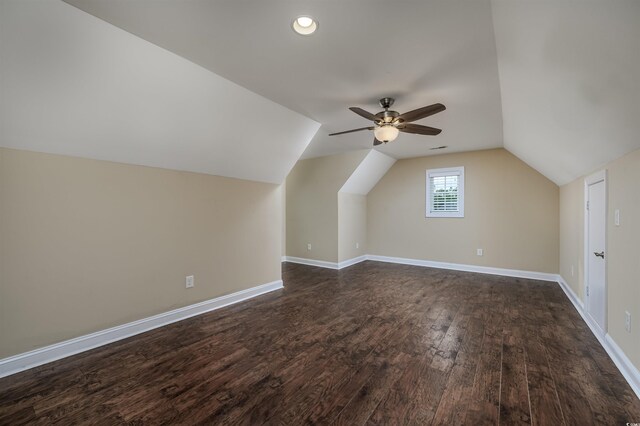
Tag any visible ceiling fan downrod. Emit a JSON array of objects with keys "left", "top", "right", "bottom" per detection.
[{"left": 379, "top": 97, "right": 395, "bottom": 110}]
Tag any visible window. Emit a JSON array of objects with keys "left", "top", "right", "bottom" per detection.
[{"left": 426, "top": 166, "right": 464, "bottom": 218}]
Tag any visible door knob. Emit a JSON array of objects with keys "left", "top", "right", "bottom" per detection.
[{"left": 594, "top": 251, "right": 605, "bottom": 259}]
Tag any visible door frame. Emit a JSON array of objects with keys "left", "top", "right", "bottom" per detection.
[{"left": 583, "top": 169, "right": 607, "bottom": 335}]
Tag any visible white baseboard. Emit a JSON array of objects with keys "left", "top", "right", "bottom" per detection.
[
  {"left": 284, "top": 254, "right": 557, "bottom": 281},
  {"left": 366, "top": 254, "right": 559, "bottom": 281},
  {"left": 556, "top": 275, "right": 585, "bottom": 310},
  {"left": 0, "top": 280, "right": 283, "bottom": 379},
  {"left": 282, "top": 256, "right": 339, "bottom": 269},
  {"left": 338, "top": 255, "right": 368, "bottom": 269},
  {"left": 558, "top": 275, "right": 608, "bottom": 351},
  {"left": 557, "top": 275, "right": 609, "bottom": 347},
  {"left": 282, "top": 255, "right": 369, "bottom": 270},
  {"left": 604, "top": 334, "right": 640, "bottom": 399},
  {"left": 557, "top": 275, "right": 640, "bottom": 400}
]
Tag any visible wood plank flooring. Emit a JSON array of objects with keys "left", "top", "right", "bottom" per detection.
[{"left": 1, "top": 261, "right": 639, "bottom": 425}]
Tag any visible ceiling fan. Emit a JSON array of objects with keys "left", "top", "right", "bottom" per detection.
[{"left": 329, "top": 97, "right": 446, "bottom": 146}]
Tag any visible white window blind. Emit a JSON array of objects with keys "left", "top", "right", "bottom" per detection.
[{"left": 426, "top": 167, "right": 464, "bottom": 218}]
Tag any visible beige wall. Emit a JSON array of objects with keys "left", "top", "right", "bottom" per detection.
[
  {"left": 338, "top": 193, "right": 367, "bottom": 262},
  {"left": 286, "top": 150, "right": 368, "bottom": 262},
  {"left": 559, "top": 148, "right": 640, "bottom": 371},
  {"left": 0, "top": 148, "right": 282, "bottom": 358},
  {"left": 608, "top": 149, "right": 640, "bottom": 370},
  {"left": 368, "top": 148, "right": 559, "bottom": 273}
]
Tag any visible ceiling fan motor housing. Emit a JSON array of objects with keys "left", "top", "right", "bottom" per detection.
[{"left": 375, "top": 110, "right": 400, "bottom": 123}]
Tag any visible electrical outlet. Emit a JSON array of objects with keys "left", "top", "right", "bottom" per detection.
[
  {"left": 186, "top": 275, "right": 194, "bottom": 289},
  {"left": 307, "top": 243, "right": 312, "bottom": 251},
  {"left": 615, "top": 209, "right": 620, "bottom": 226},
  {"left": 476, "top": 248, "right": 483, "bottom": 256},
  {"left": 356, "top": 242, "right": 359, "bottom": 249},
  {"left": 625, "top": 311, "right": 631, "bottom": 333}
]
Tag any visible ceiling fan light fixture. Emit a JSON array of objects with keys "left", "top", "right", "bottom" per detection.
[
  {"left": 292, "top": 16, "right": 318, "bottom": 35},
  {"left": 328, "top": 98, "right": 445, "bottom": 146},
  {"left": 374, "top": 125, "right": 399, "bottom": 142}
]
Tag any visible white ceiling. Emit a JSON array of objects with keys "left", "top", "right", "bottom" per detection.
[
  {"left": 340, "top": 150, "right": 396, "bottom": 195},
  {"left": 63, "top": 0, "right": 505, "bottom": 162},
  {"left": 0, "top": 0, "right": 319, "bottom": 184},
  {"left": 7, "top": 1, "right": 640, "bottom": 186},
  {"left": 491, "top": 0, "right": 640, "bottom": 185}
]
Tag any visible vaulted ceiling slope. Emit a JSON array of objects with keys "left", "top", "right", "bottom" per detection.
[
  {"left": 62, "top": 0, "right": 504, "bottom": 163},
  {"left": 9, "top": 1, "right": 640, "bottom": 187},
  {"left": 340, "top": 151, "right": 396, "bottom": 196},
  {"left": 491, "top": 0, "right": 640, "bottom": 185},
  {"left": 0, "top": 0, "right": 320, "bottom": 184}
]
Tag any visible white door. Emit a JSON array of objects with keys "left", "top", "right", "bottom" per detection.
[{"left": 586, "top": 174, "right": 606, "bottom": 334}]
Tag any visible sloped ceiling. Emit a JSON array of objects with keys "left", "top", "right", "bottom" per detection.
[
  {"left": 62, "top": 0, "right": 504, "bottom": 162},
  {"left": 340, "top": 151, "right": 396, "bottom": 195},
  {"left": 0, "top": 0, "right": 320, "bottom": 184},
  {"left": 6, "top": 1, "right": 640, "bottom": 186},
  {"left": 491, "top": 0, "right": 640, "bottom": 185}
]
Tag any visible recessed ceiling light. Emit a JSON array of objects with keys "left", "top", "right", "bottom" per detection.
[{"left": 292, "top": 16, "right": 318, "bottom": 36}]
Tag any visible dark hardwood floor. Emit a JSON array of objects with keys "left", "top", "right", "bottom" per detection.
[{"left": 1, "top": 261, "right": 639, "bottom": 425}]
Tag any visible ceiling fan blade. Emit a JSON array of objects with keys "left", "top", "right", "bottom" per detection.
[
  {"left": 399, "top": 123, "right": 442, "bottom": 136},
  {"left": 328, "top": 126, "right": 374, "bottom": 136},
  {"left": 397, "top": 103, "right": 446, "bottom": 123},
  {"left": 373, "top": 138, "right": 383, "bottom": 146},
  {"left": 349, "top": 107, "right": 380, "bottom": 122}
]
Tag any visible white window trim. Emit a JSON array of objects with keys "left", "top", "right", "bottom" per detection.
[{"left": 426, "top": 166, "right": 465, "bottom": 218}]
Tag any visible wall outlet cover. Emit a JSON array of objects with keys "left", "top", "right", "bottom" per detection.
[{"left": 186, "top": 275, "right": 195, "bottom": 288}]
